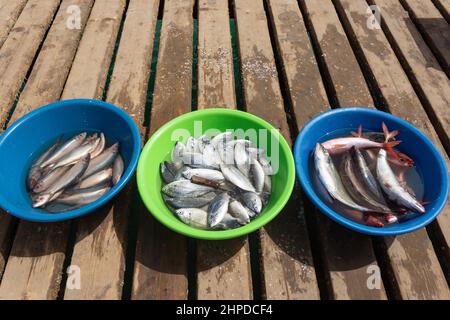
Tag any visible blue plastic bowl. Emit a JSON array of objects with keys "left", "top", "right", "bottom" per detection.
[
  {"left": 294, "top": 107, "right": 449, "bottom": 236},
  {"left": 0, "top": 99, "right": 141, "bottom": 222}
]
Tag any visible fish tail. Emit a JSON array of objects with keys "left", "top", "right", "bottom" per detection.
[
  {"left": 383, "top": 140, "right": 402, "bottom": 149},
  {"left": 351, "top": 125, "right": 364, "bottom": 138},
  {"left": 382, "top": 122, "right": 400, "bottom": 142}
]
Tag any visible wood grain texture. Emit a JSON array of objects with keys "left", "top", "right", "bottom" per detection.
[
  {"left": 234, "top": 0, "right": 320, "bottom": 299},
  {"left": 432, "top": 0, "right": 450, "bottom": 22},
  {"left": 370, "top": 0, "right": 450, "bottom": 153},
  {"left": 0, "top": 0, "right": 95, "bottom": 300},
  {"left": 0, "top": 0, "right": 28, "bottom": 49},
  {"left": 64, "top": 0, "right": 158, "bottom": 300},
  {"left": 196, "top": 0, "right": 253, "bottom": 300},
  {"left": 131, "top": 0, "right": 195, "bottom": 300},
  {"left": 0, "top": 0, "right": 61, "bottom": 125},
  {"left": 8, "top": 0, "right": 95, "bottom": 124},
  {"left": 0, "top": 213, "right": 15, "bottom": 282},
  {"left": 299, "top": 0, "right": 386, "bottom": 300},
  {"left": 401, "top": 0, "right": 450, "bottom": 77}
]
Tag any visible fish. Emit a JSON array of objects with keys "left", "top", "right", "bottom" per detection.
[
  {"left": 161, "top": 161, "right": 176, "bottom": 183},
  {"left": 33, "top": 166, "right": 71, "bottom": 194},
  {"left": 91, "top": 132, "right": 105, "bottom": 159},
  {"left": 251, "top": 160, "right": 265, "bottom": 193},
  {"left": 182, "top": 168, "right": 225, "bottom": 181},
  {"left": 376, "top": 149, "right": 425, "bottom": 214},
  {"left": 40, "top": 132, "right": 87, "bottom": 168},
  {"left": 207, "top": 193, "right": 230, "bottom": 227},
  {"left": 220, "top": 163, "right": 256, "bottom": 192},
  {"left": 234, "top": 141, "right": 251, "bottom": 176},
  {"left": 32, "top": 154, "right": 90, "bottom": 208},
  {"left": 182, "top": 152, "right": 218, "bottom": 169},
  {"left": 196, "top": 135, "right": 210, "bottom": 153},
  {"left": 263, "top": 174, "right": 272, "bottom": 194},
  {"left": 229, "top": 199, "right": 252, "bottom": 223},
  {"left": 76, "top": 168, "right": 113, "bottom": 189},
  {"left": 112, "top": 154, "right": 124, "bottom": 185},
  {"left": 176, "top": 208, "right": 208, "bottom": 229},
  {"left": 248, "top": 148, "right": 273, "bottom": 175},
  {"left": 340, "top": 151, "right": 392, "bottom": 213},
  {"left": 186, "top": 137, "right": 198, "bottom": 153},
  {"left": 171, "top": 141, "right": 186, "bottom": 170},
  {"left": 365, "top": 213, "right": 385, "bottom": 228},
  {"left": 27, "top": 136, "right": 63, "bottom": 189},
  {"left": 314, "top": 143, "right": 374, "bottom": 212},
  {"left": 210, "top": 132, "right": 233, "bottom": 148},
  {"left": 321, "top": 124, "right": 400, "bottom": 155},
  {"left": 80, "top": 143, "right": 119, "bottom": 179},
  {"left": 213, "top": 213, "right": 241, "bottom": 230},
  {"left": 350, "top": 147, "right": 383, "bottom": 200},
  {"left": 55, "top": 186, "right": 110, "bottom": 206},
  {"left": 162, "top": 180, "right": 215, "bottom": 198},
  {"left": 216, "top": 140, "right": 235, "bottom": 165},
  {"left": 163, "top": 192, "right": 217, "bottom": 208},
  {"left": 241, "top": 192, "right": 262, "bottom": 214},
  {"left": 52, "top": 138, "right": 99, "bottom": 169},
  {"left": 202, "top": 144, "right": 221, "bottom": 168}
]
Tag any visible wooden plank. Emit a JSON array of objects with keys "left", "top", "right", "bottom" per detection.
[
  {"left": 432, "top": 0, "right": 450, "bottom": 22},
  {"left": 8, "top": 0, "right": 95, "bottom": 124},
  {"left": 298, "top": 0, "right": 386, "bottom": 300},
  {"left": 0, "top": 0, "right": 28, "bottom": 49},
  {"left": 401, "top": 0, "right": 450, "bottom": 77},
  {"left": 131, "top": 0, "right": 194, "bottom": 300},
  {"left": 0, "top": 0, "right": 61, "bottom": 125},
  {"left": 0, "top": 0, "right": 123, "bottom": 300},
  {"left": 234, "top": 0, "right": 320, "bottom": 300},
  {"left": 0, "top": 213, "right": 15, "bottom": 281},
  {"left": 64, "top": 0, "right": 158, "bottom": 300},
  {"left": 336, "top": 0, "right": 450, "bottom": 299},
  {"left": 370, "top": 0, "right": 450, "bottom": 153},
  {"left": 196, "top": 0, "right": 252, "bottom": 300}
]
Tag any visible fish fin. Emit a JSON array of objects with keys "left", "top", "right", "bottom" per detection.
[
  {"left": 333, "top": 143, "right": 348, "bottom": 149},
  {"left": 383, "top": 140, "right": 402, "bottom": 149},
  {"left": 351, "top": 131, "right": 359, "bottom": 137},
  {"left": 365, "top": 213, "right": 385, "bottom": 228},
  {"left": 382, "top": 122, "right": 400, "bottom": 142}
]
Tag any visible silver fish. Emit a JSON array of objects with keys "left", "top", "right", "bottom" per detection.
[
  {"left": 55, "top": 186, "right": 110, "bottom": 206},
  {"left": 213, "top": 213, "right": 241, "bottom": 230},
  {"left": 216, "top": 140, "right": 235, "bottom": 165},
  {"left": 234, "top": 141, "right": 251, "bottom": 176},
  {"left": 182, "top": 168, "right": 224, "bottom": 181},
  {"left": 210, "top": 132, "right": 233, "bottom": 148},
  {"left": 202, "top": 144, "right": 221, "bottom": 168},
  {"left": 162, "top": 180, "right": 215, "bottom": 198},
  {"left": 40, "top": 132, "right": 87, "bottom": 168},
  {"left": 182, "top": 152, "right": 218, "bottom": 169},
  {"left": 32, "top": 154, "right": 90, "bottom": 208},
  {"left": 263, "top": 174, "right": 271, "bottom": 194},
  {"left": 186, "top": 137, "right": 198, "bottom": 153},
  {"left": 251, "top": 160, "right": 265, "bottom": 193},
  {"left": 196, "top": 135, "right": 210, "bottom": 153},
  {"left": 208, "top": 193, "right": 230, "bottom": 227},
  {"left": 242, "top": 192, "right": 263, "bottom": 214},
  {"left": 52, "top": 139, "right": 98, "bottom": 169},
  {"left": 76, "top": 168, "right": 113, "bottom": 189},
  {"left": 161, "top": 161, "right": 176, "bottom": 183},
  {"left": 171, "top": 141, "right": 186, "bottom": 170},
  {"left": 164, "top": 192, "right": 217, "bottom": 208},
  {"left": 376, "top": 149, "right": 425, "bottom": 213},
  {"left": 220, "top": 163, "right": 256, "bottom": 192},
  {"left": 81, "top": 143, "right": 119, "bottom": 179},
  {"left": 314, "top": 143, "right": 372, "bottom": 212},
  {"left": 27, "top": 136, "right": 63, "bottom": 189},
  {"left": 112, "top": 154, "right": 124, "bottom": 185},
  {"left": 33, "top": 166, "right": 71, "bottom": 194},
  {"left": 176, "top": 208, "right": 208, "bottom": 229},
  {"left": 257, "top": 153, "right": 273, "bottom": 175},
  {"left": 83, "top": 133, "right": 98, "bottom": 145},
  {"left": 229, "top": 199, "right": 252, "bottom": 223},
  {"left": 91, "top": 133, "right": 105, "bottom": 159},
  {"left": 351, "top": 147, "right": 383, "bottom": 199}
]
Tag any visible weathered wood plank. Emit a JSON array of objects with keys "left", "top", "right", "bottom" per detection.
[
  {"left": 298, "top": 0, "right": 386, "bottom": 300},
  {"left": 432, "top": 0, "right": 450, "bottom": 22},
  {"left": 401, "top": 0, "right": 450, "bottom": 78},
  {"left": 0, "top": 213, "right": 15, "bottom": 282},
  {"left": 196, "top": 0, "right": 253, "bottom": 300},
  {"left": 8, "top": 0, "right": 95, "bottom": 124},
  {"left": 370, "top": 0, "right": 450, "bottom": 153},
  {"left": 131, "top": 0, "right": 195, "bottom": 300},
  {"left": 0, "top": 0, "right": 28, "bottom": 49},
  {"left": 198, "top": 0, "right": 236, "bottom": 109},
  {"left": 234, "top": 0, "right": 320, "bottom": 300},
  {"left": 65, "top": 0, "right": 158, "bottom": 300},
  {"left": 336, "top": 0, "right": 450, "bottom": 299},
  {"left": 0, "top": 0, "right": 123, "bottom": 300},
  {"left": 0, "top": 0, "right": 61, "bottom": 125}
]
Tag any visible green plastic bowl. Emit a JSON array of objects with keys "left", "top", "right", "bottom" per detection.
[{"left": 136, "top": 108, "right": 295, "bottom": 240}]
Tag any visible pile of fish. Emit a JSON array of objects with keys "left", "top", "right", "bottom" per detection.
[
  {"left": 160, "top": 132, "right": 273, "bottom": 230},
  {"left": 27, "top": 132, "right": 124, "bottom": 213},
  {"left": 314, "top": 123, "right": 424, "bottom": 228}
]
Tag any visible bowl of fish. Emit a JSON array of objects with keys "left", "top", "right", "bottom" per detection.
[
  {"left": 137, "top": 108, "right": 295, "bottom": 240},
  {"left": 0, "top": 99, "right": 141, "bottom": 222},
  {"left": 294, "top": 107, "right": 449, "bottom": 236}
]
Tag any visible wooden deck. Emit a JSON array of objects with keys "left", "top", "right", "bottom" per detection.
[{"left": 0, "top": 0, "right": 449, "bottom": 300}]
